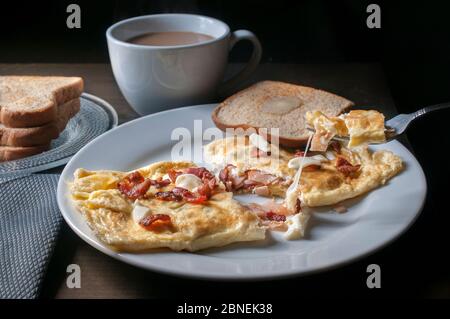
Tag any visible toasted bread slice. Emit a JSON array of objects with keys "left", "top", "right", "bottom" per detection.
[
  {"left": 212, "top": 81, "right": 353, "bottom": 147},
  {"left": 0, "top": 98, "right": 80, "bottom": 147},
  {"left": 0, "top": 76, "right": 83, "bottom": 128},
  {"left": 0, "top": 143, "right": 50, "bottom": 162}
]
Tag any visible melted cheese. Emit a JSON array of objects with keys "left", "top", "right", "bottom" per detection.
[
  {"left": 132, "top": 202, "right": 151, "bottom": 223},
  {"left": 288, "top": 154, "right": 327, "bottom": 169},
  {"left": 325, "top": 150, "right": 336, "bottom": 160},
  {"left": 284, "top": 213, "right": 310, "bottom": 240},
  {"left": 306, "top": 111, "right": 348, "bottom": 152},
  {"left": 285, "top": 134, "right": 313, "bottom": 211},
  {"left": 175, "top": 174, "right": 203, "bottom": 192},
  {"left": 249, "top": 133, "right": 270, "bottom": 152}
]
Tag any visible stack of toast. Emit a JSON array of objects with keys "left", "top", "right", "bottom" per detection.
[{"left": 0, "top": 76, "right": 84, "bottom": 161}]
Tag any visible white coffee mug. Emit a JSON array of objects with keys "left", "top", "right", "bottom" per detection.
[{"left": 106, "top": 13, "right": 262, "bottom": 115}]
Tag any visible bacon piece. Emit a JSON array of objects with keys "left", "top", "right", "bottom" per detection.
[
  {"left": 247, "top": 202, "right": 292, "bottom": 232},
  {"left": 130, "top": 179, "right": 152, "bottom": 199},
  {"left": 129, "top": 166, "right": 216, "bottom": 204},
  {"left": 155, "top": 188, "right": 208, "bottom": 204},
  {"left": 336, "top": 157, "right": 351, "bottom": 167},
  {"left": 167, "top": 169, "right": 182, "bottom": 183},
  {"left": 196, "top": 182, "right": 212, "bottom": 198},
  {"left": 149, "top": 177, "right": 171, "bottom": 188},
  {"left": 154, "top": 191, "right": 183, "bottom": 201},
  {"left": 207, "top": 177, "right": 217, "bottom": 189},
  {"left": 294, "top": 150, "right": 306, "bottom": 157},
  {"left": 264, "top": 200, "right": 291, "bottom": 216},
  {"left": 329, "top": 141, "right": 342, "bottom": 154},
  {"left": 139, "top": 214, "right": 173, "bottom": 232},
  {"left": 254, "top": 185, "right": 270, "bottom": 197},
  {"left": 195, "top": 177, "right": 217, "bottom": 197},
  {"left": 230, "top": 174, "right": 246, "bottom": 189},
  {"left": 219, "top": 164, "right": 246, "bottom": 191},
  {"left": 118, "top": 171, "right": 152, "bottom": 200},
  {"left": 247, "top": 201, "right": 287, "bottom": 230},
  {"left": 246, "top": 203, "right": 267, "bottom": 218},
  {"left": 186, "top": 195, "right": 208, "bottom": 204},
  {"left": 224, "top": 180, "right": 233, "bottom": 192},
  {"left": 128, "top": 171, "right": 145, "bottom": 183},
  {"left": 183, "top": 167, "right": 218, "bottom": 194},
  {"left": 183, "top": 167, "right": 215, "bottom": 182},
  {"left": 171, "top": 187, "right": 190, "bottom": 196},
  {"left": 250, "top": 147, "right": 271, "bottom": 158},
  {"left": 172, "top": 187, "right": 208, "bottom": 204},
  {"left": 220, "top": 167, "right": 279, "bottom": 191},
  {"left": 242, "top": 179, "right": 259, "bottom": 190},
  {"left": 167, "top": 166, "right": 218, "bottom": 200},
  {"left": 295, "top": 198, "right": 302, "bottom": 214},
  {"left": 219, "top": 165, "right": 230, "bottom": 184},
  {"left": 247, "top": 200, "right": 291, "bottom": 217},
  {"left": 336, "top": 156, "right": 360, "bottom": 177},
  {"left": 246, "top": 170, "right": 278, "bottom": 185},
  {"left": 265, "top": 212, "right": 287, "bottom": 222}
]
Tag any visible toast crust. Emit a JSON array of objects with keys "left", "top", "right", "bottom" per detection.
[
  {"left": 0, "top": 143, "right": 50, "bottom": 162},
  {"left": 212, "top": 81, "right": 353, "bottom": 147},
  {"left": 0, "top": 98, "right": 80, "bottom": 147},
  {"left": 0, "top": 76, "right": 83, "bottom": 128}
]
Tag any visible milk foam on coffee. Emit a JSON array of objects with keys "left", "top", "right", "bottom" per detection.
[{"left": 127, "top": 31, "right": 214, "bottom": 46}]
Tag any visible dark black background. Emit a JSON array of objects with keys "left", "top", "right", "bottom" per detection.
[{"left": 2, "top": 0, "right": 450, "bottom": 298}]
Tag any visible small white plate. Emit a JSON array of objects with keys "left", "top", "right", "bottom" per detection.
[{"left": 57, "top": 104, "right": 426, "bottom": 280}]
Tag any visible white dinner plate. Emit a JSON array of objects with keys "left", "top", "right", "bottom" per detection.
[{"left": 57, "top": 104, "right": 427, "bottom": 280}]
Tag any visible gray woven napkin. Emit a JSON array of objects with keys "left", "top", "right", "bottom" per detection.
[{"left": 0, "top": 174, "right": 62, "bottom": 299}]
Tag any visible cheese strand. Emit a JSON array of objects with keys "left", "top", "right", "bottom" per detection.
[{"left": 285, "top": 133, "right": 313, "bottom": 211}]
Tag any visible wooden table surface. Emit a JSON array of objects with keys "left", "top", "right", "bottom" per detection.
[{"left": 0, "top": 63, "right": 413, "bottom": 298}]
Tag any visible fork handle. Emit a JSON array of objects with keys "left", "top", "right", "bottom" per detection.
[{"left": 412, "top": 101, "right": 450, "bottom": 119}]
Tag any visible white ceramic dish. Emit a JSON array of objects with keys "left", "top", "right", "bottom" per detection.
[{"left": 57, "top": 104, "right": 426, "bottom": 280}]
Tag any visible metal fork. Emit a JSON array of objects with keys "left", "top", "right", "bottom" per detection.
[
  {"left": 308, "top": 102, "right": 450, "bottom": 144},
  {"left": 383, "top": 102, "right": 450, "bottom": 141}
]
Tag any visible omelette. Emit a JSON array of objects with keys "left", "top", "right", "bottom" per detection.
[
  {"left": 294, "top": 142, "right": 403, "bottom": 207},
  {"left": 70, "top": 161, "right": 266, "bottom": 252}
]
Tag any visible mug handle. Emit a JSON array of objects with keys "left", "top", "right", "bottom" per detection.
[{"left": 219, "top": 30, "right": 262, "bottom": 96}]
